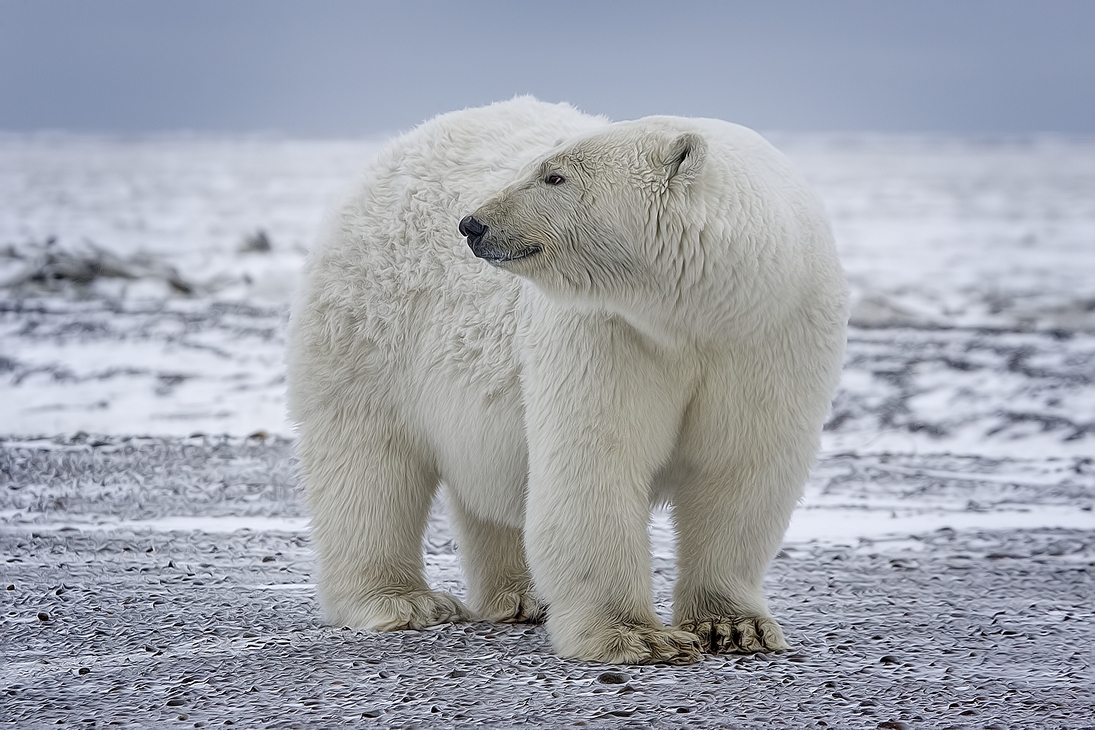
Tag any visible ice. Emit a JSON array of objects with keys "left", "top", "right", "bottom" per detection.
[
  {"left": 3, "top": 132, "right": 1094, "bottom": 324},
  {"left": 2, "top": 132, "right": 1094, "bottom": 449},
  {"left": 0, "top": 133, "right": 381, "bottom": 304},
  {"left": 775, "top": 134, "right": 1095, "bottom": 332}
]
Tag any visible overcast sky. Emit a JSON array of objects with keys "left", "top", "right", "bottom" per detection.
[{"left": 2, "top": 0, "right": 1093, "bottom": 136}]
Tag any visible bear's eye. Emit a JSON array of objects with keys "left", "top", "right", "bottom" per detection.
[{"left": 544, "top": 173, "right": 566, "bottom": 186}]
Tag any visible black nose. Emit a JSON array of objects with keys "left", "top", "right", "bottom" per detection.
[{"left": 459, "top": 215, "right": 487, "bottom": 239}]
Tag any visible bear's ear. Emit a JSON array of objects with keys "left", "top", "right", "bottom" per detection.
[{"left": 663, "top": 132, "right": 706, "bottom": 189}]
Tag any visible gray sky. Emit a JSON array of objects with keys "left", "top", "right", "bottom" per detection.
[{"left": 2, "top": 0, "right": 1093, "bottom": 136}]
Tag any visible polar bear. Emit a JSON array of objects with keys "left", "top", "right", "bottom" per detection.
[{"left": 287, "top": 97, "right": 846, "bottom": 665}]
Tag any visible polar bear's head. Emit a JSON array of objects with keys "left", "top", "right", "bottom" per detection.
[{"left": 461, "top": 121, "right": 708, "bottom": 309}]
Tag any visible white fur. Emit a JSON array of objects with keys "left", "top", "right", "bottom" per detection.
[{"left": 287, "top": 97, "right": 847, "bottom": 664}]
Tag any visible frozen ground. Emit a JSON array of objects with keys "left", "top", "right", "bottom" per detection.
[
  {"left": 1, "top": 132, "right": 1094, "bottom": 727},
  {"left": 3, "top": 133, "right": 1095, "bottom": 441},
  {"left": 2, "top": 437, "right": 1093, "bottom": 728}
]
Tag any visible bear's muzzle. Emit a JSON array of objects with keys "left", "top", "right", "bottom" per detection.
[{"left": 460, "top": 215, "right": 541, "bottom": 265}]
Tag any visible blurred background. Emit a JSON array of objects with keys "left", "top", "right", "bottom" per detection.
[
  {"left": 2, "top": 0, "right": 1094, "bottom": 441},
  {"left": 3, "top": 0, "right": 1094, "bottom": 136}
]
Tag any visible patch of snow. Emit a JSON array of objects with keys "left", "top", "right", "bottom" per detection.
[
  {"left": 784, "top": 504, "right": 1095, "bottom": 545},
  {"left": 0, "top": 515, "right": 310, "bottom": 534}
]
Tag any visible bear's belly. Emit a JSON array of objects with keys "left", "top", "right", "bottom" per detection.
[
  {"left": 418, "top": 367, "right": 530, "bottom": 529},
  {"left": 385, "top": 283, "right": 532, "bottom": 529}
]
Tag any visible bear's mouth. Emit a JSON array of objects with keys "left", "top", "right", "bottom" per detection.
[
  {"left": 474, "top": 244, "right": 543, "bottom": 266},
  {"left": 462, "top": 216, "right": 542, "bottom": 265}
]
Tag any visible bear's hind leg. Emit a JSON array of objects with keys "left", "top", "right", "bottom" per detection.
[
  {"left": 449, "top": 497, "right": 545, "bottom": 624},
  {"left": 299, "top": 416, "right": 470, "bottom": 631}
]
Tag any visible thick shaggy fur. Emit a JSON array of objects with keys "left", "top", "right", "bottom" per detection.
[{"left": 287, "top": 97, "right": 847, "bottom": 664}]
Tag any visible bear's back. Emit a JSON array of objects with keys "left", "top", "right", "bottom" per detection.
[
  {"left": 380, "top": 97, "right": 607, "bottom": 210},
  {"left": 306, "top": 97, "right": 606, "bottom": 311},
  {"left": 289, "top": 98, "right": 606, "bottom": 432}
]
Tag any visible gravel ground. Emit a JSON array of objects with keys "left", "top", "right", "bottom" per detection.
[{"left": 3, "top": 433, "right": 1093, "bottom": 729}]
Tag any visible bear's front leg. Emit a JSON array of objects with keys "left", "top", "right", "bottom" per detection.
[
  {"left": 524, "top": 470, "right": 701, "bottom": 665},
  {"left": 299, "top": 415, "right": 470, "bottom": 631},
  {"left": 522, "top": 314, "right": 701, "bottom": 665},
  {"left": 671, "top": 459, "right": 805, "bottom": 655}
]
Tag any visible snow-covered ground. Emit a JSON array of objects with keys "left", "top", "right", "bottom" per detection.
[
  {"left": 2, "top": 132, "right": 1093, "bottom": 726},
  {"left": 5, "top": 132, "right": 1095, "bottom": 326},
  {"left": 3, "top": 133, "right": 1094, "bottom": 446}
]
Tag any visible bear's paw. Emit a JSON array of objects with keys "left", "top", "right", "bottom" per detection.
[
  {"left": 476, "top": 590, "right": 547, "bottom": 624},
  {"left": 329, "top": 590, "right": 471, "bottom": 632},
  {"left": 581, "top": 624, "right": 703, "bottom": 666},
  {"left": 677, "top": 616, "right": 789, "bottom": 654}
]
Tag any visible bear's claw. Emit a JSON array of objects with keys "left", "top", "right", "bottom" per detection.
[
  {"left": 678, "top": 616, "right": 789, "bottom": 654},
  {"left": 589, "top": 625, "right": 704, "bottom": 666},
  {"left": 477, "top": 590, "right": 547, "bottom": 624}
]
